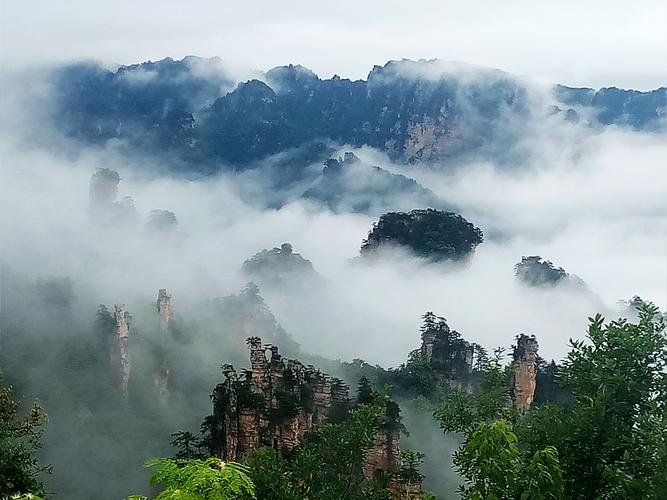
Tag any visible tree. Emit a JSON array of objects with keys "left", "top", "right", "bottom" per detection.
[
  {"left": 246, "top": 402, "right": 386, "bottom": 500},
  {"left": 434, "top": 305, "right": 667, "bottom": 499},
  {"left": 388, "top": 350, "right": 438, "bottom": 399},
  {"left": 171, "top": 431, "right": 207, "bottom": 460},
  {"left": 127, "top": 457, "right": 255, "bottom": 500},
  {"left": 551, "top": 305, "right": 667, "bottom": 498},
  {"left": 0, "top": 380, "right": 51, "bottom": 498},
  {"left": 356, "top": 376, "right": 374, "bottom": 405},
  {"left": 360, "top": 209, "right": 483, "bottom": 262},
  {"left": 398, "top": 449, "right": 426, "bottom": 484},
  {"left": 454, "top": 420, "right": 564, "bottom": 499},
  {"left": 434, "top": 348, "right": 515, "bottom": 435}
]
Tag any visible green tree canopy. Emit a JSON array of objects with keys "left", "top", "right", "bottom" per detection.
[{"left": 0, "top": 380, "right": 51, "bottom": 498}]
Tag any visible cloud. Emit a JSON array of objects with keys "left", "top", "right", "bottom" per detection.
[
  {"left": 1, "top": 1, "right": 666, "bottom": 89},
  {"left": 2, "top": 129, "right": 664, "bottom": 368},
  {"left": 1, "top": 62, "right": 665, "bottom": 371}
]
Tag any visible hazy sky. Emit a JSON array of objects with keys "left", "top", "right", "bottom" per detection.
[{"left": 1, "top": 0, "right": 666, "bottom": 89}]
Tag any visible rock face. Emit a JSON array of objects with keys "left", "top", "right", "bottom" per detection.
[
  {"left": 154, "top": 289, "right": 174, "bottom": 399},
  {"left": 361, "top": 209, "right": 483, "bottom": 262},
  {"left": 209, "top": 337, "right": 349, "bottom": 461},
  {"left": 363, "top": 424, "right": 400, "bottom": 478},
  {"left": 111, "top": 304, "right": 131, "bottom": 396},
  {"left": 206, "top": 338, "right": 418, "bottom": 493},
  {"left": 55, "top": 57, "right": 666, "bottom": 172},
  {"left": 157, "top": 289, "right": 174, "bottom": 335},
  {"left": 512, "top": 334, "right": 539, "bottom": 409},
  {"left": 419, "top": 312, "right": 479, "bottom": 392}
]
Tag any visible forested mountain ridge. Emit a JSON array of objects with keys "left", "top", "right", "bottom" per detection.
[{"left": 49, "top": 57, "right": 666, "bottom": 172}]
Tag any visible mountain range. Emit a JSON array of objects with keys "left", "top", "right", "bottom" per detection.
[{"left": 51, "top": 57, "right": 666, "bottom": 174}]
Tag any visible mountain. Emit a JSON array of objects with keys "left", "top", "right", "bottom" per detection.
[
  {"left": 554, "top": 84, "right": 666, "bottom": 129},
  {"left": 242, "top": 243, "right": 319, "bottom": 289},
  {"left": 514, "top": 256, "right": 589, "bottom": 291},
  {"left": 360, "top": 209, "right": 484, "bottom": 262},
  {"left": 49, "top": 57, "right": 667, "bottom": 173},
  {"left": 302, "top": 152, "right": 448, "bottom": 215}
]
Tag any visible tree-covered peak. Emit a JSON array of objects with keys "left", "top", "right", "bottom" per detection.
[{"left": 361, "top": 209, "right": 483, "bottom": 262}]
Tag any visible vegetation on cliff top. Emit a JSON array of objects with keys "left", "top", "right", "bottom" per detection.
[{"left": 361, "top": 209, "right": 483, "bottom": 262}]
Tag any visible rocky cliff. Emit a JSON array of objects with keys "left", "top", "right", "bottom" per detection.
[
  {"left": 154, "top": 289, "right": 174, "bottom": 399},
  {"left": 208, "top": 337, "right": 349, "bottom": 460},
  {"left": 205, "top": 337, "right": 421, "bottom": 495},
  {"left": 111, "top": 304, "right": 131, "bottom": 396},
  {"left": 512, "top": 334, "right": 539, "bottom": 409},
  {"left": 419, "top": 312, "right": 480, "bottom": 393},
  {"left": 52, "top": 58, "right": 667, "bottom": 172}
]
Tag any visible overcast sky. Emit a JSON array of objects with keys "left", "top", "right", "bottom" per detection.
[{"left": 1, "top": 0, "right": 666, "bottom": 89}]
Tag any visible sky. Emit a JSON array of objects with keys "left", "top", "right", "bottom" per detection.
[{"left": 1, "top": 0, "right": 666, "bottom": 89}]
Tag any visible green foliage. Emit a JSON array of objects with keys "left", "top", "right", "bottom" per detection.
[
  {"left": 95, "top": 304, "right": 116, "bottom": 336},
  {"left": 361, "top": 209, "right": 483, "bottom": 262},
  {"left": 267, "top": 370, "right": 302, "bottom": 426},
  {"left": 552, "top": 305, "right": 667, "bottom": 498},
  {"left": 434, "top": 348, "right": 514, "bottom": 434},
  {"left": 389, "top": 350, "right": 438, "bottom": 399},
  {"left": 454, "top": 421, "right": 564, "bottom": 500},
  {"left": 514, "top": 256, "right": 568, "bottom": 287},
  {"left": 435, "top": 305, "right": 667, "bottom": 499},
  {"left": 129, "top": 458, "right": 255, "bottom": 500},
  {"left": 356, "top": 376, "right": 374, "bottom": 405},
  {"left": 0, "top": 380, "right": 51, "bottom": 498},
  {"left": 171, "top": 431, "right": 208, "bottom": 460},
  {"left": 246, "top": 403, "right": 389, "bottom": 500},
  {"left": 398, "top": 449, "right": 426, "bottom": 483}
]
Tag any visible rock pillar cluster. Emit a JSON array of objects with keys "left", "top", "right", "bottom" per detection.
[{"left": 210, "top": 338, "right": 349, "bottom": 461}]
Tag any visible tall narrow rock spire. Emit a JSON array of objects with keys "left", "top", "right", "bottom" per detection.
[
  {"left": 112, "top": 304, "right": 131, "bottom": 396},
  {"left": 512, "top": 334, "right": 539, "bottom": 409},
  {"left": 155, "top": 289, "right": 174, "bottom": 400},
  {"left": 157, "top": 288, "right": 174, "bottom": 335}
]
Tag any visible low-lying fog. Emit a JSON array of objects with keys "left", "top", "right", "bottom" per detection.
[{"left": 1, "top": 119, "right": 665, "bottom": 366}]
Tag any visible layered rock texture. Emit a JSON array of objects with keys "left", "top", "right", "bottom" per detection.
[
  {"left": 512, "top": 334, "right": 539, "bottom": 409},
  {"left": 419, "top": 312, "right": 482, "bottom": 393},
  {"left": 154, "top": 289, "right": 174, "bottom": 399},
  {"left": 111, "top": 304, "right": 131, "bottom": 396},
  {"left": 157, "top": 289, "right": 174, "bottom": 335},
  {"left": 208, "top": 337, "right": 349, "bottom": 460},
  {"left": 205, "top": 337, "right": 421, "bottom": 495}
]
